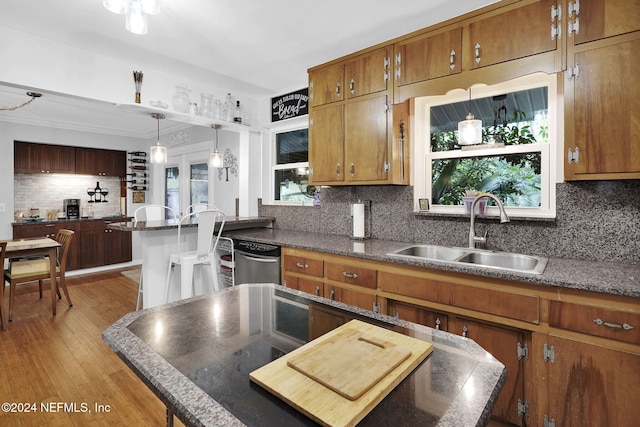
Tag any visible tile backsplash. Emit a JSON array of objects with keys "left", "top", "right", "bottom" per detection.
[
  {"left": 259, "top": 181, "right": 640, "bottom": 265},
  {"left": 14, "top": 174, "right": 123, "bottom": 218}
]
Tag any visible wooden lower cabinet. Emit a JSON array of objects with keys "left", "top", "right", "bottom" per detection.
[
  {"left": 13, "top": 221, "right": 81, "bottom": 270},
  {"left": 389, "top": 300, "right": 448, "bottom": 331},
  {"left": 324, "top": 284, "right": 377, "bottom": 312},
  {"left": 80, "top": 221, "right": 132, "bottom": 268},
  {"left": 283, "top": 274, "right": 323, "bottom": 297}
]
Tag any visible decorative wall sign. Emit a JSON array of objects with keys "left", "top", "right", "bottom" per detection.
[
  {"left": 271, "top": 88, "right": 308, "bottom": 122},
  {"left": 132, "top": 191, "right": 145, "bottom": 204}
]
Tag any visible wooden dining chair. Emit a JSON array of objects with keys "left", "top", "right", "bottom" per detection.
[
  {"left": 0, "top": 242, "right": 7, "bottom": 331},
  {"left": 3, "top": 229, "right": 74, "bottom": 322}
]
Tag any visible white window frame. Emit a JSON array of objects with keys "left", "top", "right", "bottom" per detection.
[
  {"left": 268, "top": 116, "right": 312, "bottom": 206},
  {"left": 413, "top": 73, "right": 559, "bottom": 219}
]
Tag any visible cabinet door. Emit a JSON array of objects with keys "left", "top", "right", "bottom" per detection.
[
  {"left": 344, "top": 95, "right": 389, "bottom": 182},
  {"left": 308, "top": 303, "right": 348, "bottom": 341},
  {"left": 309, "top": 103, "right": 344, "bottom": 184},
  {"left": 309, "top": 62, "right": 344, "bottom": 107},
  {"left": 104, "top": 227, "right": 132, "bottom": 265},
  {"left": 570, "top": 0, "right": 640, "bottom": 45},
  {"left": 389, "top": 300, "right": 448, "bottom": 331},
  {"left": 79, "top": 221, "right": 106, "bottom": 268},
  {"left": 566, "top": 36, "right": 640, "bottom": 178},
  {"left": 547, "top": 335, "right": 640, "bottom": 426},
  {"left": 284, "top": 274, "right": 323, "bottom": 297},
  {"left": 56, "top": 221, "right": 81, "bottom": 271},
  {"left": 324, "top": 261, "right": 376, "bottom": 289},
  {"left": 14, "top": 141, "right": 75, "bottom": 174},
  {"left": 48, "top": 145, "right": 76, "bottom": 174},
  {"left": 345, "top": 46, "right": 390, "bottom": 99},
  {"left": 75, "top": 148, "right": 125, "bottom": 176},
  {"left": 394, "top": 27, "right": 462, "bottom": 86},
  {"left": 468, "top": 0, "right": 557, "bottom": 69},
  {"left": 457, "top": 318, "right": 526, "bottom": 426},
  {"left": 324, "top": 284, "right": 377, "bottom": 312}
]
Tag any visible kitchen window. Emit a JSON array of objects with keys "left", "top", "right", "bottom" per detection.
[
  {"left": 270, "top": 121, "right": 316, "bottom": 205},
  {"left": 413, "top": 73, "right": 559, "bottom": 219}
]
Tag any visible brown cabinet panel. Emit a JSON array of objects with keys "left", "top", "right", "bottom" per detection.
[
  {"left": 75, "top": 147, "right": 126, "bottom": 177},
  {"left": 325, "top": 261, "right": 376, "bottom": 289},
  {"left": 104, "top": 225, "right": 132, "bottom": 265},
  {"left": 324, "top": 284, "right": 377, "bottom": 312},
  {"left": 345, "top": 47, "right": 390, "bottom": 99},
  {"left": 547, "top": 335, "right": 640, "bottom": 426},
  {"left": 309, "top": 62, "right": 344, "bottom": 107},
  {"left": 283, "top": 255, "right": 324, "bottom": 277},
  {"left": 468, "top": 0, "right": 557, "bottom": 69},
  {"left": 12, "top": 221, "right": 81, "bottom": 270},
  {"left": 344, "top": 95, "right": 389, "bottom": 182},
  {"left": 283, "top": 274, "right": 323, "bottom": 297},
  {"left": 309, "top": 103, "right": 344, "bottom": 184},
  {"left": 389, "top": 300, "right": 448, "bottom": 331},
  {"left": 458, "top": 318, "right": 526, "bottom": 426},
  {"left": 79, "top": 221, "right": 106, "bottom": 269},
  {"left": 566, "top": 36, "right": 640, "bottom": 178},
  {"left": 550, "top": 300, "right": 640, "bottom": 345},
  {"left": 14, "top": 141, "right": 75, "bottom": 174},
  {"left": 308, "top": 303, "right": 349, "bottom": 341},
  {"left": 570, "top": 0, "right": 640, "bottom": 45},
  {"left": 395, "top": 27, "right": 462, "bottom": 86}
]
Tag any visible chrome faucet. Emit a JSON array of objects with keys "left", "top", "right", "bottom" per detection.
[{"left": 468, "top": 193, "right": 510, "bottom": 248}]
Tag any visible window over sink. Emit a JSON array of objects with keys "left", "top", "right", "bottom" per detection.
[{"left": 413, "top": 73, "right": 560, "bottom": 219}]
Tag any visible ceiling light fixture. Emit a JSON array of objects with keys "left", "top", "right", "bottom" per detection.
[
  {"left": 150, "top": 113, "right": 167, "bottom": 164},
  {"left": 209, "top": 124, "right": 223, "bottom": 168},
  {"left": 458, "top": 87, "right": 483, "bottom": 146},
  {"left": 103, "top": 0, "right": 159, "bottom": 35},
  {"left": 0, "top": 91, "right": 42, "bottom": 111}
]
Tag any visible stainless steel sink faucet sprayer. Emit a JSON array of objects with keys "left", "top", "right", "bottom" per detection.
[{"left": 468, "top": 193, "right": 510, "bottom": 249}]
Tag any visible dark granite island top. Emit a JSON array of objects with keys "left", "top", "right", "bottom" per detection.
[{"left": 103, "top": 284, "right": 506, "bottom": 427}]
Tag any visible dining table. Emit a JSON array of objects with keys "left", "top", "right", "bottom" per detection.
[{"left": 0, "top": 237, "right": 61, "bottom": 330}]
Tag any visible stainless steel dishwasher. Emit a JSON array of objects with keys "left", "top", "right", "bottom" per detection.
[{"left": 233, "top": 239, "right": 281, "bottom": 285}]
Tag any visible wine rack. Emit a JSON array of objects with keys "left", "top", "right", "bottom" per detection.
[{"left": 127, "top": 151, "right": 148, "bottom": 192}]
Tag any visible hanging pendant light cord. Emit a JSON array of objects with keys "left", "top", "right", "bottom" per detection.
[{"left": 1, "top": 91, "right": 42, "bottom": 111}]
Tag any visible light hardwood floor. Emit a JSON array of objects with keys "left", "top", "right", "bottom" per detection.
[{"left": 0, "top": 267, "right": 185, "bottom": 426}]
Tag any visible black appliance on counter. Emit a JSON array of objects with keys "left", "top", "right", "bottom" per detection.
[{"left": 63, "top": 198, "right": 80, "bottom": 219}]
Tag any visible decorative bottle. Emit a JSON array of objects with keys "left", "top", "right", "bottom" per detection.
[{"left": 233, "top": 101, "right": 242, "bottom": 124}]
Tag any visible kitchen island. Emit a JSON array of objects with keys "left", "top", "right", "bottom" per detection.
[
  {"left": 103, "top": 283, "right": 506, "bottom": 427},
  {"left": 108, "top": 216, "right": 273, "bottom": 308}
]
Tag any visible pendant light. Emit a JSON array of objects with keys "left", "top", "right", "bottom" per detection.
[
  {"left": 103, "top": 0, "right": 159, "bottom": 35},
  {"left": 209, "top": 124, "right": 223, "bottom": 168},
  {"left": 458, "top": 87, "right": 483, "bottom": 146},
  {"left": 150, "top": 113, "right": 167, "bottom": 164}
]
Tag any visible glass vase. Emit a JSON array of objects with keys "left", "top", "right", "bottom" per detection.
[{"left": 172, "top": 86, "right": 191, "bottom": 113}]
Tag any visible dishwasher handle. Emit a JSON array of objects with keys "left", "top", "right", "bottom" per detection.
[{"left": 237, "top": 253, "right": 279, "bottom": 264}]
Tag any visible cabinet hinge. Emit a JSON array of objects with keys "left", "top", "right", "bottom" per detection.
[
  {"left": 567, "top": 147, "right": 580, "bottom": 164},
  {"left": 544, "top": 415, "right": 557, "bottom": 427},
  {"left": 568, "top": 17, "right": 580, "bottom": 36},
  {"left": 373, "top": 302, "right": 380, "bottom": 313},
  {"left": 384, "top": 57, "right": 390, "bottom": 68},
  {"left": 517, "top": 342, "right": 529, "bottom": 360},
  {"left": 384, "top": 71, "right": 390, "bottom": 82},
  {"left": 384, "top": 162, "right": 391, "bottom": 173},
  {"left": 551, "top": 24, "right": 562, "bottom": 40},
  {"left": 567, "top": 63, "right": 580, "bottom": 79},
  {"left": 543, "top": 343, "right": 555, "bottom": 364},
  {"left": 568, "top": 0, "right": 580, "bottom": 16},
  {"left": 385, "top": 103, "right": 392, "bottom": 113},
  {"left": 551, "top": 4, "right": 562, "bottom": 22},
  {"left": 309, "top": 117, "right": 314, "bottom": 127},
  {"left": 517, "top": 399, "right": 529, "bottom": 418}
]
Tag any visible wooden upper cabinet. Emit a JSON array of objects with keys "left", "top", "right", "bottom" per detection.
[
  {"left": 467, "top": 0, "right": 558, "bottom": 70},
  {"left": 569, "top": 0, "right": 640, "bottom": 45},
  {"left": 75, "top": 147, "right": 126, "bottom": 177},
  {"left": 394, "top": 27, "right": 462, "bottom": 86},
  {"left": 344, "top": 95, "right": 389, "bottom": 182},
  {"left": 14, "top": 141, "right": 75, "bottom": 174},
  {"left": 309, "top": 103, "right": 344, "bottom": 184},
  {"left": 344, "top": 46, "right": 390, "bottom": 99},
  {"left": 565, "top": 35, "right": 640, "bottom": 179},
  {"left": 309, "top": 62, "right": 344, "bottom": 107}
]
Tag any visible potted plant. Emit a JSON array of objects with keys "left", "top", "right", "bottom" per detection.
[{"left": 462, "top": 189, "right": 487, "bottom": 215}]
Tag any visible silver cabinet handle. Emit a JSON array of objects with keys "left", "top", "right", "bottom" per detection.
[
  {"left": 435, "top": 318, "right": 441, "bottom": 330},
  {"left": 295, "top": 262, "right": 309, "bottom": 269},
  {"left": 450, "top": 50, "right": 456, "bottom": 70},
  {"left": 336, "top": 163, "right": 341, "bottom": 177},
  {"left": 315, "top": 285, "right": 320, "bottom": 296},
  {"left": 475, "top": 43, "right": 481, "bottom": 63},
  {"left": 350, "top": 162, "right": 355, "bottom": 177},
  {"left": 342, "top": 271, "right": 359, "bottom": 279},
  {"left": 330, "top": 289, "right": 335, "bottom": 300},
  {"left": 335, "top": 82, "right": 341, "bottom": 97},
  {"left": 349, "top": 78, "right": 355, "bottom": 95},
  {"left": 462, "top": 325, "right": 468, "bottom": 337},
  {"left": 593, "top": 318, "right": 634, "bottom": 331}
]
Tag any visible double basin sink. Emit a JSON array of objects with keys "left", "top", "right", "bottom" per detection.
[{"left": 387, "top": 244, "right": 548, "bottom": 275}]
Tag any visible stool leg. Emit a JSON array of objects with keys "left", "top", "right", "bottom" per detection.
[
  {"left": 210, "top": 255, "right": 220, "bottom": 292},
  {"left": 9, "top": 282, "right": 16, "bottom": 322},
  {"left": 136, "top": 270, "right": 143, "bottom": 311},
  {"left": 180, "top": 262, "right": 194, "bottom": 299}
]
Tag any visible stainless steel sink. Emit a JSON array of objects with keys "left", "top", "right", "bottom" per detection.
[{"left": 387, "top": 244, "right": 548, "bottom": 275}]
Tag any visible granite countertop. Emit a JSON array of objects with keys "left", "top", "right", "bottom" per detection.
[
  {"left": 103, "top": 284, "right": 506, "bottom": 427},
  {"left": 224, "top": 228, "right": 640, "bottom": 298},
  {"left": 108, "top": 216, "right": 274, "bottom": 232},
  {"left": 12, "top": 215, "right": 132, "bottom": 225}
]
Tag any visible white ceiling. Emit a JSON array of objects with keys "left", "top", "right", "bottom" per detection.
[{"left": 0, "top": 0, "right": 498, "bottom": 137}]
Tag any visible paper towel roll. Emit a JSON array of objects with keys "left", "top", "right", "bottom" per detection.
[{"left": 353, "top": 203, "right": 365, "bottom": 238}]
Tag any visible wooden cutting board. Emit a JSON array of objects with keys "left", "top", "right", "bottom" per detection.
[{"left": 249, "top": 319, "right": 433, "bottom": 427}]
